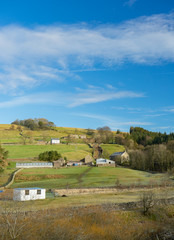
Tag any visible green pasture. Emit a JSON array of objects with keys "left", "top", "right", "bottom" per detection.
[
  {"left": 11, "top": 166, "right": 168, "bottom": 189},
  {"left": 0, "top": 162, "right": 16, "bottom": 187},
  {"left": 0, "top": 124, "right": 91, "bottom": 144},
  {"left": 4, "top": 144, "right": 92, "bottom": 160},
  {"left": 101, "top": 144, "right": 125, "bottom": 155}
]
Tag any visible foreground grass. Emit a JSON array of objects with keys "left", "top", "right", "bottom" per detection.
[
  {"left": 1, "top": 200, "right": 174, "bottom": 240},
  {"left": 11, "top": 166, "right": 169, "bottom": 189}
]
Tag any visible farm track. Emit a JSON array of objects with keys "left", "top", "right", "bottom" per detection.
[{"left": 77, "top": 166, "right": 92, "bottom": 186}]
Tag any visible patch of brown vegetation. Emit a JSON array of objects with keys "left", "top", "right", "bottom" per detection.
[
  {"left": 1, "top": 205, "right": 174, "bottom": 240},
  {"left": 15, "top": 173, "right": 65, "bottom": 182}
]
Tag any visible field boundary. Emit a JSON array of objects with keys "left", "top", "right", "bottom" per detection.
[
  {"left": 54, "top": 186, "right": 174, "bottom": 196},
  {"left": 4, "top": 169, "right": 22, "bottom": 189}
]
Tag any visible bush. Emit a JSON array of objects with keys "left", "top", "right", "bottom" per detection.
[{"left": 38, "top": 151, "right": 62, "bottom": 162}]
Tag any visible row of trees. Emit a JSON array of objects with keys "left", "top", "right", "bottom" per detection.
[
  {"left": 130, "top": 126, "right": 174, "bottom": 146},
  {"left": 11, "top": 118, "right": 55, "bottom": 130},
  {"left": 128, "top": 143, "right": 174, "bottom": 172}
]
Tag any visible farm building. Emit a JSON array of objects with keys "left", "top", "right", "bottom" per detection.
[
  {"left": 53, "top": 158, "right": 65, "bottom": 168},
  {"left": 96, "top": 158, "right": 115, "bottom": 167},
  {"left": 13, "top": 188, "right": 46, "bottom": 201},
  {"left": 67, "top": 161, "right": 82, "bottom": 166},
  {"left": 16, "top": 162, "right": 53, "bottom": 168},
  {"left": 110, "top": 151, "right": 129, "bottom": 164},
  {"left": 51, "top": 138, "right": 60, "bottom": 144},
  {"left": 81, "top": 155, "right": 94, "bottom": 165}
]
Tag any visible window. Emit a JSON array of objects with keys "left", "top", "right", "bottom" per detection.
[
  {"left": 37, "top": 189, "right": 41, "bottom": 195},
  {"left": 25, "top": 190, "right": 29, "bottom": 195}
]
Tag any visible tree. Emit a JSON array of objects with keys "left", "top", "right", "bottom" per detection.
[
  {"left": 96, "top": 126, "right": 114, "bottom": 144},
  {"left": 20, "top": 131, "right": 33, "bottom": 145},
  {"left": 0, "top": 145, "right": 8, "bottom": 171},
  {"left": 38, "top": 151, "right": 62, "bottom": 162},
  {"left": 0, "top": 201, "right": 29, "bottom": 240},
  {"left": 140, "top": 191, "right": 156, "bottom": 215}
]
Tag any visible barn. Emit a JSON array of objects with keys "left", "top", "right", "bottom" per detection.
[{"left": 13, "top": 188, "right": 46, "bottom": 201}]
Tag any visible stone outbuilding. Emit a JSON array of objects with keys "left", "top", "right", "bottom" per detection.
[
  {"left": 110, "top": 151, "right": 129, "bottom": 164},
  {"left": 53, "top": 158, "right": 65, "bottom": 168},
  {"left": 81, "top": 155, "right": 94, "bottom": 165}
]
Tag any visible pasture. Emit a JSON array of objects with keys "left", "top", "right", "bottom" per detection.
[
  {"left": 101, "top": 144, "right": 125, "bottom": 155},
  {"left": 4, "top": 144, "right": 92, "bottom": 160},
  {"left": 11, "top": 166, "right": 168, "bottom": 189}
]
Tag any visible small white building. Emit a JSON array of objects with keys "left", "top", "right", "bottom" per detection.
[
  {"left": 16, "top": 162, "right": 53, "bottom": 168},
  {"left": 96, "top": 158, "right": 115, "bottom": 167},
  {"left": 51, "top": 138, "right": 60, "bottom": 144},
  {"left": 13, "top": 188, "right": 46, "bottom": 201}
]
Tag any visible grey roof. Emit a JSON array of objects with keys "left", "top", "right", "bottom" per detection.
[{"left": 110, "top": 151, "right": 125, "bottom": 156}]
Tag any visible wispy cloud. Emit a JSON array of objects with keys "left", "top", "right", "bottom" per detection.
[
  {"left": 75, "top": 112, "right": 152, "bottom": 130},
  {"left": 0, "top": 87, "right": 144, "bottom": 108},
  {"left": 0, "top": 13, "right": 174, "bottom": 92},
  {"left": 124, "top": 0, "right": 137, "bottom": 7}
]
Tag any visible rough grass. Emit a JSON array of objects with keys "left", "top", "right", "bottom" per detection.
[
  {"left": 0, "top": 124, "right": 93, "bottom": 144},
  {"left": 4, "top": 144, "right": 92, "bottom": 160},
  {"left": 11, "top": 166, "right": 168, "bottom": 189},
  {"left": 1, "top": 202, "right": 174, "bottom": 240}
]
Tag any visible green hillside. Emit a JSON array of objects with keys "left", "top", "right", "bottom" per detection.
[{"left": 11, "top": 166, "right": 167, "bottom": 189}]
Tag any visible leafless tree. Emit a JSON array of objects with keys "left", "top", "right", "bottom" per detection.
[
  {"left": 140, "top": 191, "right": 156, "bottom": 215},
  {"left": 0, "top": 201, "right": 28, "bottom": 240}
]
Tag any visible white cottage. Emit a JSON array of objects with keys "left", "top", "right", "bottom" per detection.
[
  {"left": 13, "top": 188, "right": 46, "bottom": 201},
  {"left": 96, "top": 158, "right": 115, "bottom": 167},
  {"left": 51, "top": 138, "right": 60, "bottom": 144}
]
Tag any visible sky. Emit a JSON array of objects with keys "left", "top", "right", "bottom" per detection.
[{"left": 0, "top": 0, "right": 174, "bottom": 132}]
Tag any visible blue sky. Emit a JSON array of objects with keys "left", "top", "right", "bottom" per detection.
[{"left": 0, "top": 0, "right": 174, "bottom": 132}]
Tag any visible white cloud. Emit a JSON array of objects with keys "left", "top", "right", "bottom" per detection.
[
  {"left": 0, "top": 88, "right": 144, "bottom": 108},
  {"left": 0, "top": 13, "right": 174, "bottom": 91}
]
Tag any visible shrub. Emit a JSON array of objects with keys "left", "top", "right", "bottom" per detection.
[{"left": 38, "top": 151, "right": 62, "bottom": 162}]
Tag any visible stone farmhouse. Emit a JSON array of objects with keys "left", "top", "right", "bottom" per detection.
[{"left": 110, "top": 151, "right": 129, "bottom": 164}]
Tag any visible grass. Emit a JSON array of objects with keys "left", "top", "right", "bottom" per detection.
[
  {"left": 0, "top": 162, "right": 16, "bottom": 187},
  {"left": 11, "top": 166, "right": 168, "bottom": 189},
  {"left": 4, "top": 144, "right": 92, "bottom": 160},
  {"left": 0, "top": 124, "right": 93, "bottom": 144},
  {"left": 101, "top": 144, "right": 125, "bottom": 155}
]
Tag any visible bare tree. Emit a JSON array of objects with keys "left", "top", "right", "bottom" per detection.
[
  {"left": 140, "top": 191, "right": 156, "bottom": 215},
  {"left": 0, "top": 201, "right": 28, "bottom": 240}
]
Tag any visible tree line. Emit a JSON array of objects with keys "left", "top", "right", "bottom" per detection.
[
  {"left": 11, "top": 118, "right": 55, "bottom": 130},
  {"left": 130, "top": 126, "right": 174, "bottom": 146}
]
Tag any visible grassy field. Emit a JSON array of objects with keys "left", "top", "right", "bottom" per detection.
[
  {"left": 0, "top": 162, "right": 16, "bottom": 187},
  {"left": 0, "top": 124, "right": 91, "bottom": 144},
  {"left": 11, "top": 166, "right": 168, "bottom": 189},
  {"left": 4, "top": 144, "right": 92, "bottom": 160},
  {"left": 101, "top": 144, "right": 125, "bottom": 155}
]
